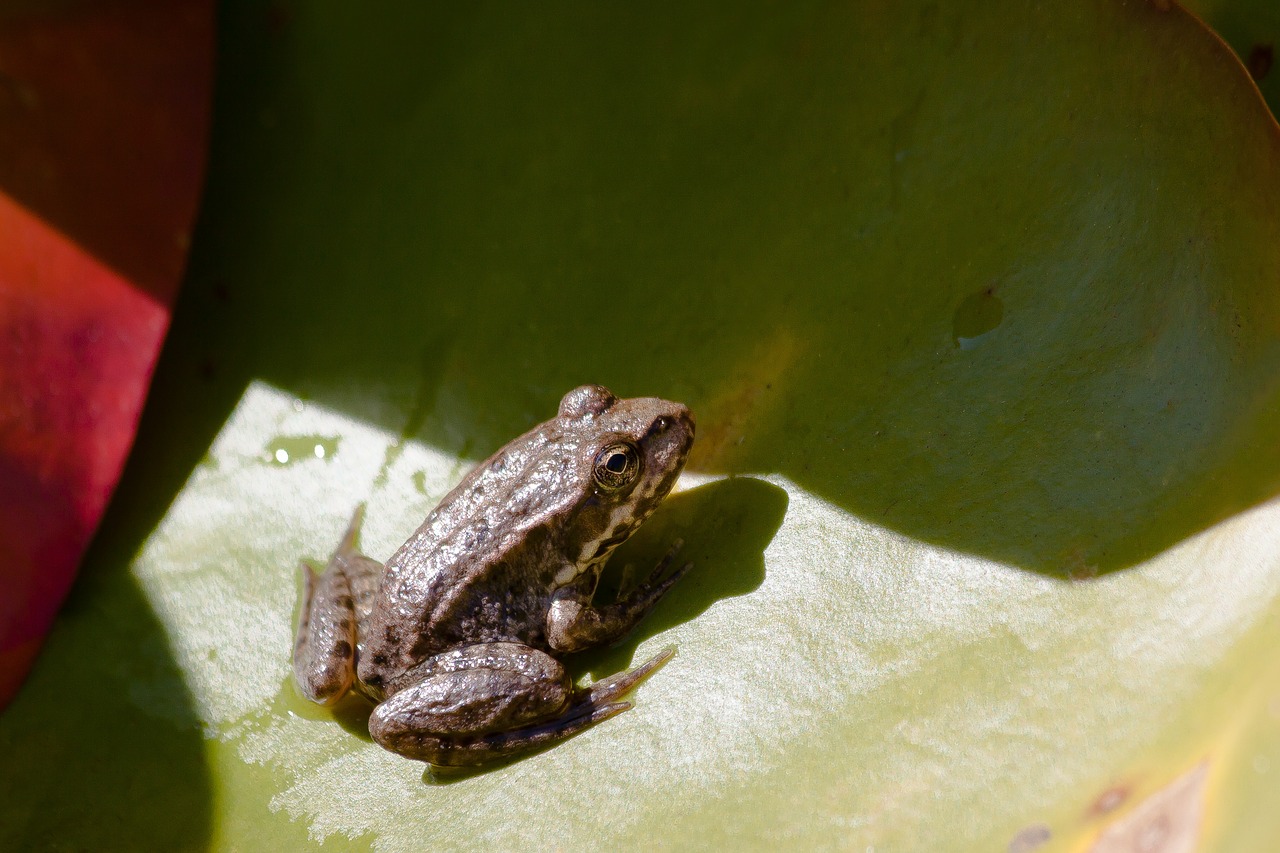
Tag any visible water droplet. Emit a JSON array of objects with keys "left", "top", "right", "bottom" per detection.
[
  {"left": 952, "top": 286, "right": 1005, "bottom": 350},
  {"left": 266, "top": 435, "right": 341, "bottom": 465}
]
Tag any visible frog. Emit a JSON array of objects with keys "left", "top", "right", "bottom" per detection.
[{"left": 292, "top": 384, "right": 695, "bottom": 767}]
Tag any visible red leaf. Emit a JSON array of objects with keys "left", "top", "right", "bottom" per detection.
[{"left": 0, "top": 0, "right": 214, "bottom": 706}]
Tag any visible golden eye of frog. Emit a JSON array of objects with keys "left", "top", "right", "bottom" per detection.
[{"left": 292, "top": 385, "right": 695, "bottom": 767}]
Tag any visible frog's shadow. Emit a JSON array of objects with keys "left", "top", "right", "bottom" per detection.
[
  {"left": 570, "top": 476, "right": 786, "bottom": 691},
  {"left": 420, "top": 476, "right": 787, "bottom": 785},
  {"left": 329, "top": 694, "right": 376, "bottom": 743}
]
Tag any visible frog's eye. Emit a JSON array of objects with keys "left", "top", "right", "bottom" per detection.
[{"left": 593, "top": 442, "right": 641, "bottom": 492}]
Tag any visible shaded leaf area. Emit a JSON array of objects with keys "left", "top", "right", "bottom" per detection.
[
  {"left": 0, "top": 562, "right": 211, "bottom": 851},
  {"left": 160, "top": 0, "right": 1280, "bottom": 581},
  {"left": 7, "top": 0, "right": 1280, "bottom": 850},
  {"left": 577, "top": 477, "right": 785, "bottom": 681},
  {"left": 1184, "top": 0, "right": 1280, "bottom": 120}
]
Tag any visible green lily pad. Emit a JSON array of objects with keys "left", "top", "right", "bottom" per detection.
[{"left": 5, "top": 1, "right": 1280, "bottom": 850}]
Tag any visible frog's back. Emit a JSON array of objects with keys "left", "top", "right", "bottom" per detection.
[{"left": 358, "top": 421, "right": 586, "bottom": 687}]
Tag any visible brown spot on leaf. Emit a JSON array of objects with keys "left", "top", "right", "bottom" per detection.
[
  {"left": 1089, "top": 763, "right": 1207, "bottom": 853},
  {"left": 689, "top": 329, "right": 797, "bottom": 467},
  {"left": 1008, "top": 822, "right": 1051, "bottom": 853},
  {"left": 1248, "top": 44, "right": 1274, "bottom": 81},
  {"left": 1089, "top": 784, "right": 1132, "bottom": 818},
  {"left": 1066, "top": 558, "right": 1100, "bottom": 582}
]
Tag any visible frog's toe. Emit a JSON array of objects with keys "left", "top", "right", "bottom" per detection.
[
  {"left": 334, "top": 503, "right": 367, "bottom": 558},
  {"left": 581, "top": 646, "right": 675, "bottom": 706},
  {"left": 644, "top": 538, "right": 685, "bottom": 585},
  {"left": 630, "top": 539, "right": 692, "bottom": 606}
]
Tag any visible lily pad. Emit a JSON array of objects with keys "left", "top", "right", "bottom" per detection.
[{"left": 5, "top": 1, "right": 1280, "bottom": 850}]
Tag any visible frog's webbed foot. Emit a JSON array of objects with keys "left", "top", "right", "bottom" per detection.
[
  {"left": 634, "top": 537, "right": 692, "bottom": 600},
  {"left": 547, "top": 539, "right": 692, "bottom": 653},
  {"left": 293, "top": 505, "right": 385, "bottom": 705},
  {"left": 369, "top": 643, "right": 673, "bottom": 767},
  {"left": 576, "top": 644, "right": 674, "bottom": 707}
]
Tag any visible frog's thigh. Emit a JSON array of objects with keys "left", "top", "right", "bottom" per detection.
[
  {"left": 293, "top": 560, "right": 356, "bottom": 705},
  {"left": 372, "top": 645, "right": 674, "bottom": 767},
  {"left": 369, "top": 643, "right": 569, "bottom": 742}
]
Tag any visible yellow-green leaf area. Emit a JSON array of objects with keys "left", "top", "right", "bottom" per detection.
[{"left": 4, "top": 2, "right": 1280, "bottom": 851}]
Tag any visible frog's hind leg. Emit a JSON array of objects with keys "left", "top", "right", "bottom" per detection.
[
  {"left": 432, "top": 645, "right": 675, "bottom": 768},
  {"left": 293, "top": 505, "right": 385, "bottom": 705},
  {"left": 293, "top": 558, "right": 356, "bottom": 705},
  {"left": 370, "top": 643, "right": 674, "bottom": 767},
  {"left": 331, "top": 504, "right": 385, "bottom": 640}
]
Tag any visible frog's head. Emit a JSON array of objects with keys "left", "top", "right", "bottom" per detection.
[{"left": 557, "top": 384, "right": 694, "bottom": 567}]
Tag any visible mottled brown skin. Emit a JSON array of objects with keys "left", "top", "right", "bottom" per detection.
[{"left": 293, "top": 385, "right": 694, "bottom": 766}]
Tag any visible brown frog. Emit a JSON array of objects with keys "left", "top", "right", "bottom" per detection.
[{"left": 292, "top": 385, "right": 695, "bottom": 766}]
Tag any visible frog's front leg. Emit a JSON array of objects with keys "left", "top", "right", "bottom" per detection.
[
  {"left": 369, "top": 642, "right": 671, "bottom": 766},
  {"left": 546, "top": 539, "right": 692, "bottom": 653}
]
